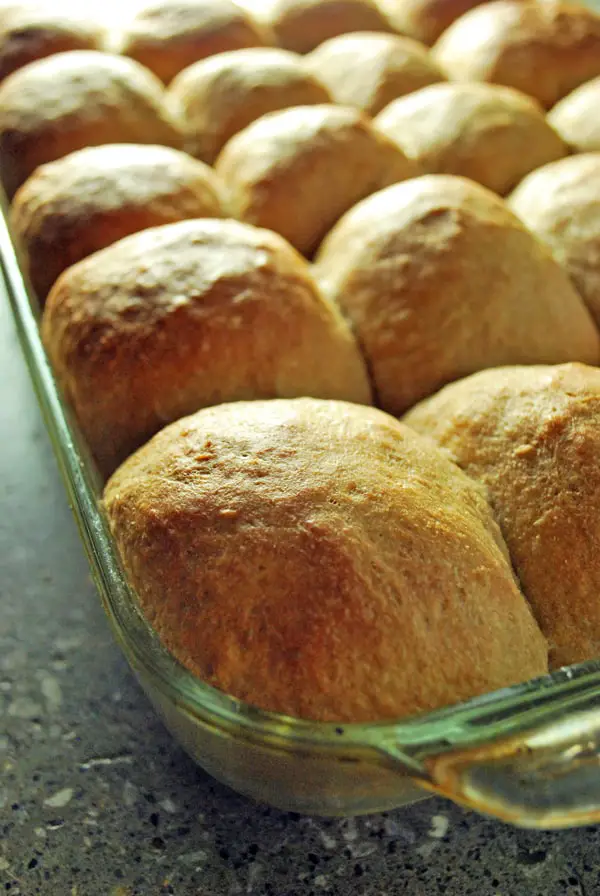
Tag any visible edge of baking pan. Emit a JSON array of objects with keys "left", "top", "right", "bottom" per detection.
[{"left": 4, "top": 191, "right": 600, "bottom": 828}]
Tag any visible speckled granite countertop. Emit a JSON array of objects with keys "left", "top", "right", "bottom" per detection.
[{"left": 2, "top": 286, "right": 600, "bottom": 896}]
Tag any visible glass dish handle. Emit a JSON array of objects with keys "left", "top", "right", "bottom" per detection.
[{"left": 417, "top": 705, "right": 600, "bottom": 829}]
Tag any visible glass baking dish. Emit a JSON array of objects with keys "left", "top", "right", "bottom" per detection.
[{"left": 3, "top": 185, "right": 600, "bottom": 829}]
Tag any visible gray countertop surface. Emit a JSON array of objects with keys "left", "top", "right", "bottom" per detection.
[{"left": 2, "top": 286, "right": 600, "bottom": 896}]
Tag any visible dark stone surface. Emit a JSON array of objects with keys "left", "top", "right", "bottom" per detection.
[{"left": 2, "top": 286, "right": 600, "bottom": 896}]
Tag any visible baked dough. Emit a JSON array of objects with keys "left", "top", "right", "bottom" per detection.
[
  {"left": 0, "top": 2, "right": 105, "bottom": 83},
  {"left": 315, "top": 174, "right": 600, "bottom": 415},
  {"left": 11, "top": 143, "right": 226, "bottom": 300},
  {"left": 261, "top": 0, "right": 394, "bottom": 54},
  {"left": 432, "top": 0, "right": 600, "bottom": 109},
  {"left": 304, "top": 31, "right": 444, "bottom": 115},
  {"left": 509, "top": 153, "right": 600, "bottom": 328},
  {"left": 375, "top": 81, "right": 566, "bottom": 195},
  {"left": 168, "top": 47, "right": 330, "bottom": 163},
  {"left": 0, "top": 50, "right": 182, "bottom": 198},
  {"left": 548, "top": 76, "right": 600, "bottom": 153},
  {"left": 404, "top": 363, "right": 600, "bottom": 668},
  {"left": 215, "top": 103, "right": 418, "bottom": 255},
  {"left": 104, "top": 397, "right": 548, "bottom": 722},
  {"left": 42, "top": 218, "right": 372, "bottom": 476},
  {"left": 114, "top": 0, "right": 268, "bottom": 85},
  {"left": 379, "top": 0, "right": 489, "bottom": 45}
]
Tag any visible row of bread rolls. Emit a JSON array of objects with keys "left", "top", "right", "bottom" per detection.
[
  {"left": 0, "top": 0, "right": 270, "bottom": 85},
  {"left": 3, "top": 2, "right": 600, "bottom": 206},
  {"left": 37, "top": 168, "right": 600, "bottom": 469},
  {"left": 3, "top": 45, "right": 600, "bottom": 442},
  {"left": 4, "top": 0, "right": 600, "bottom": 97},
  {"left": 8, "top": 92, "right": 594, "bottom": 437},
  {"left": 4, "top": 58, "right": 599, "bottom": 472},
  {"left": 4, "top": 1, "right": 600, "bottom": 722},
  {"left": 4, "top": 49, "right": 600, "bottom": 284},
  {"left": 8, "top": 0, "right": 600, "bottom": 102},
  {"left": 0, "top": 0, "right": 474, "bottom": 88}
]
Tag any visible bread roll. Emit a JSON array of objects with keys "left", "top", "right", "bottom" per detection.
[
  {"left": 375, "top": 82, "right": 566, "bottom": 195},
  {"left": 548, "top": 76, "right": 600, "bottom": 153},
  {"left": 215, "top": 104, "right": 418, "bottom": 255},
  {"left": 404, "top": 363, "right": 600, "bottom": 668},
  {"left": 379, "top": 0, "right": 489, "bottom": 45},
  {"left": 0, "top": 51, "right": 181, "bottom": 199},
  {"left": 509, "top": 154, "right": 600, "bottom": 329},
  {"left": 168, "top": 47, "right": 330, "bottom": 164},
  {"left": 315, "top": 175, "right": 600, "bottom": 416},
  {"left": 0, "top": 2, "right": 105, "bottom": 83},
  {"left": 432, "top": 0, "right": 600, "bottom": 109},
  {"left": 114, "top": 0, "right": 268, "bottom": 85},
  {"left": 304, "top": 31, "right": 444, "bottom": 115},
  {"left": 42, "top": 219, "right": 372, "bottom": 476},
  {"left": 11, "top": 144, "right": 226, "bottom": 301},
  {"left": 104, "top": 397, "right": 548, "bottom": 722},
  {"left": 261, "top": 0, "right": 394, "bottom": 54}
]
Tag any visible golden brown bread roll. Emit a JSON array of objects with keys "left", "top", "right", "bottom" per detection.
[
  {"left": 261, "top": 0, "right": 394, "bottom": 54},
  {"left": 508, "top": 154, "right": 600, "bottom": 329},
  {"left": 304, "top": 31, "right": 445, "bottom": 115},
  {"left": 42, "top": 219, "right": 372, "bottom": 476},
  {"left": 379, "top": 0, "right": 489, "bottom": 45},
  {"left": 0, "top": 50, "right": 182, "bottom": 199},
  {"left": 547, "top": 76, "right": 600, "bottom": 153},
  {"left": 114, "top": 0, "right": 268, "bottom": 85},
  {"left": 0, "top": 2, "right": 105, "bottom": 82},
  {"left": 432, "top": 0, "right": 600, "bottom": 109},
  {"left": 315, "top": 175, "right": 600, "bottom": 416},
  {"left": 104, "top": 397, "right": 548, "bottom": 722},
  {"left": 168, "top": 47, "right": 331, "bottom": 164},
  {"left": 374, "top": 82, "right": 566, "bottom": 195},
  {"left": 404, "top": 363, "right": 600, "bottom": 668},
  {"left": 215, "top": 104, "right": 418, "bottom": 255},
  {"left": 10, "top": 143, "right": 226, "bottom": 301}
]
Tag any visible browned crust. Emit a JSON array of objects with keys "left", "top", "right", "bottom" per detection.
[
  {"left": 404, "top": 363, "right": 600, "bottom": 668},
  {"left": 42, "top": 218, "right": 372, "bottom": 477},
  {"left": 104, "top": 397, "right": 547, "bottom": 722},
  {"left": 314, "top": 174, "right": 600, "bottom": 415},
  {"left": 215, "top": 103, "right": 419, "bottom": 255},
  {"left": 432, "top": 0, "right": 600, "bottom": 109},
  {"left": 115, "top": 0, "right": 269, "bottom": 85},
  {"left": 0, "top": 50, "right": 182, "bottom": 198},
  {"left": 0, "top": 3, "right": 106, "bottom": 83},
  {"left": 304, "top": 31, "right": 445, "bottom": 115},
  {"left": 508, "top": 153, "right": 600, "bottom": 328},
  {"left": 10, "top": 143, "right": 226, "bottom": 299},
  {"left": 548, "top": 76, "right": 600, "bottom": 153},
  {"left": 264, "top": 0, "right": 395, "bottom": 54},
  {"left": 168, "top": 47, "right": 331, "bottom": 164},
  {"left": 374, "top": 81, "right": 566, "bottom": 195},
  {"left": 380, "top": 0, "right": 491, "bottom": 46}
]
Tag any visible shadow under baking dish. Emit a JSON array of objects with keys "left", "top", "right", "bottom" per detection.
[{"left": 3, "top": 191, "right": 600, "bottom": 829}]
